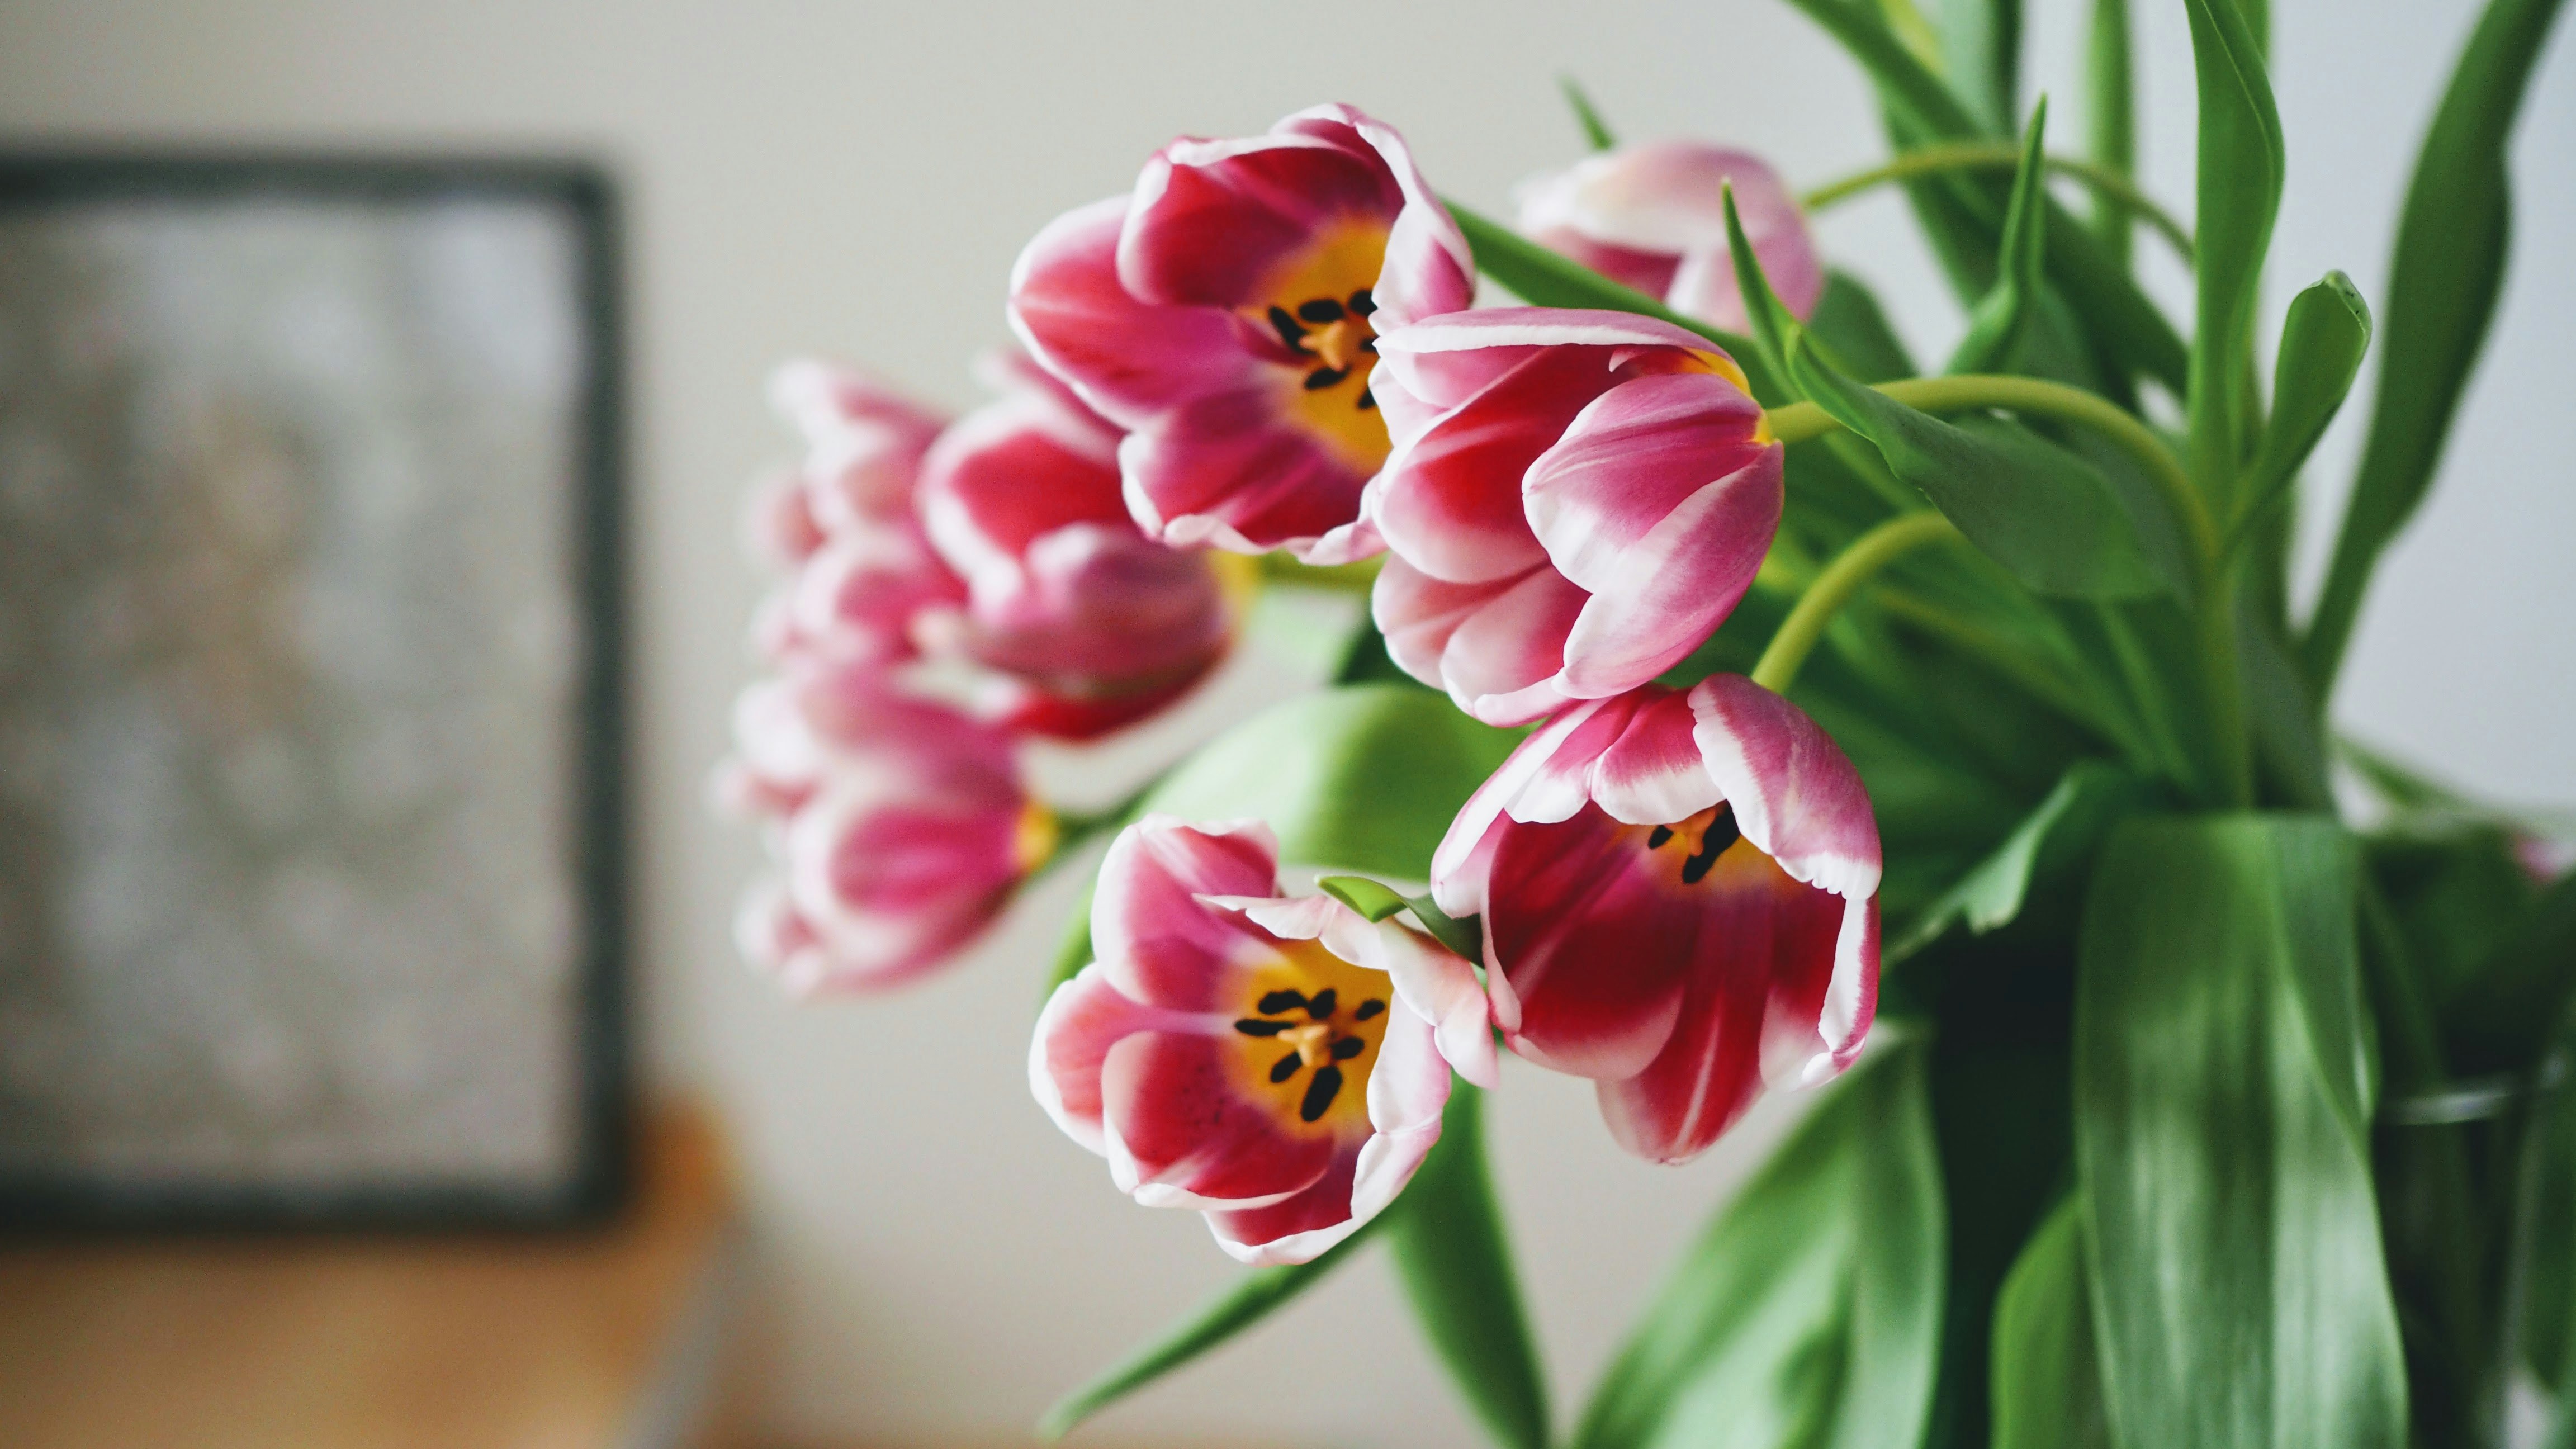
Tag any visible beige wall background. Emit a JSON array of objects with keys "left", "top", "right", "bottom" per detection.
[{"left": 2, "top": 2, "right": 2568, "bottom": 1443}]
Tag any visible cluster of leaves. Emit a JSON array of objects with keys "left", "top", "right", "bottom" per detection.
[{"left": 1030, "top": 0, "right": 2575, "bottom": 1445}]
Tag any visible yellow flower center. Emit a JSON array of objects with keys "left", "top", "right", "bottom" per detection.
[
  {"left": 1637, "top": 803, "right": 1770, "bottom": 891},
  {"left": 1242, "top": 217, "right": 1392, "bottom": 475},
  {"left": 1227, "top": 936, "right": 1393, "bottom": 1135},
  {"left": 1012, "top": 802, "right": 1060, "bottom": 874}
]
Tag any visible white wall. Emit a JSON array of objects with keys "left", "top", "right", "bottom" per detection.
[{"left": 3, "top": 2, "right": 2568, "bottom": 1444}]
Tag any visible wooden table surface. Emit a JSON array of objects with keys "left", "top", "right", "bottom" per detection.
[{"left": 0, "top": 1104, "right": 746, "bottom": 1449}]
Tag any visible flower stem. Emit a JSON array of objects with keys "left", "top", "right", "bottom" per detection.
[
  {"left": 1801, "top": 141, "right": 2194, "bottom": 261},
  {"left": 1752, "top": 512, "right": 1963, "bottom": 695},
  {"left": 1764, "top": 373, "right": 2219, "bottom": 571}
]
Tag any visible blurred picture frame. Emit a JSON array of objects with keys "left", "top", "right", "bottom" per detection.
[{"left": 0, "top": 152, "right": 630, "bottom": 1229}]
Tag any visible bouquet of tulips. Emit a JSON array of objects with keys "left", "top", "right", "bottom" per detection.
[{"left": 717, "top": 0, "right": 2575, "bottom": 1444}]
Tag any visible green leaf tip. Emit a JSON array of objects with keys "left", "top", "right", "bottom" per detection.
[{"left": 1560, "top": 74, "right": 1617, "bottom": 151}]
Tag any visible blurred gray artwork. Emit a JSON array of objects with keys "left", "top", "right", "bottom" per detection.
[{"left": 0, "top": 173, "right": 610, "bottom": 1214}]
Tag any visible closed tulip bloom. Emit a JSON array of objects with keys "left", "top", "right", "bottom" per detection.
[
  {"left": 1514, "top": 141, "right": 1823, "bottom": 334},
  {"left": 1431, "top": 676, "right": 1879, "bottom": 1163},
  {"left": 1009, "top": 104, "right": 1474, "bottom": 563},
  {"left": 717, "top": 667, "right": 1052, "bottom": 992},
  {"left": 768, "top": 358, "right": 950, "bottom": 532},
  {"left": 1366, "top": 309, "right": 1783, "bottom": 726},
  {"left": 1033, "top": 817, "right": 1493, "bottom": 1265},
  {"left": 913, "top": 354, "right": 1237, "bottom": 740}
]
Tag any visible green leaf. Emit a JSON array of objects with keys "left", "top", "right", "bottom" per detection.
[
  {"left": 1946, "top": 98, "right": 2050, "bottom": 377},
  {"left": 2304, "top": 0, "right": 2572, "bottom": 692},
  {"left": 2180, "top": 0, "right": 2286, "bottom": 512},
  {"left": 1936, "top": 0, "right": 2024, "bottom": 134},
  {"left": 1385, "top": 1085, "right": 1552, "bottom": 1449},
  {"left": 1786, "top": 336, "right": 2179, "bottom": 600},
  {"left": 2525, "top": 1057, "right": 2576, "bottom": 1406},
  {"left": 1316, "top": 874, "right": 1485, "bottom": 964},
  {"left": 1140, "top": 684, "right": 1519, "bottom": 879},
  {"left": 2084, "top": 0, "right": 2135, "bottom": 268},
  {"left": 1561, "top": 74, "right": 1618, "bottom": 151},
  {"left": 1890, "top": 759, "right": 2138, "bottom": 962},
  {"left": 2441, "top": 868, "right": 2576, "bottom": 1077},
  {"left": 1038, "top": 1213, "right": 1386, "bottom": 1438},
  {"left": 1724, "top": 183, "right": 1803, "bottom": 386},
  {"left": 1988, "top": 1196, "right": 2112, "bottom": 1449},
  {"left": 2074, "top": 813, "right": 2408, "bottom": 1448},
  {"left": 1807, "top": 271, "right": 1920, "bottom": 384},
  {"left": 1443, "top": 198, "right": 1781, "bottom": 402},
  {"left": 1575, "top": 1042, "right": 1944, "bottom": 1449},
  {"left": 2232, "top": 273, "right": 2370, "bottom": 551}
]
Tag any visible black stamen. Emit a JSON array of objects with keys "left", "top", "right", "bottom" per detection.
[
  {"left": 1306, "top": 988, "right": 1337, "bottom": 1020},
  {"left": 1271, "top": 1051, "right": 1304, "bottom": 1084},
  {"left": 1356, "top": 386, "right": 1376, "bottom": 411},
  {"left": 1348, "top": 289, "right": 1376, "bottom": 316},
  {"left": 1331, "top": 1035, "right": 1366, "bottom": 1062},
  {"left": 1300, "top": 1064, "right": 1344, "bottom": 1121},
  {"left": 1353, "top": 998, "right": 1385, "bottom": 1021},
  {"left": 1358, "top": 335, "right": 1377, "bottom": 353},
  {"left": 1234, "top": 1018, "right": 1289, "bottom": 1037},
  {"left": 1297, "top": 297, "right": 1345, "bottom": 324},
  {"left": 1258, "top": 989, "right": 1308, "bottom": 1015},
  {"left": 1647, "top": 825, "right": 1675, "bottom": 850},
  {"left": 1268, "top": 306, "right": 1308, "bottom": 352},
  {"left": 1680, "top": 808, "right": 1741, "bottom": 886},
  {"left": 1304, "top": 366, "right": 1348, "bottom": 391}
]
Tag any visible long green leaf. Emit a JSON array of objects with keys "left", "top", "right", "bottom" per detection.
[
  {"left": 1386, "top": 1085, "right": 1552, "bottom": 1449},
  {"left": 1947, "top": 98, "right": 2049, "bottom": 377},
  {"left": 1988, "top": 1196, "right": 2111, "bottom": 1449},
  {"left": 2181, "top": 0, "right": 2285, "bottom": 512},
  {"left": 1936, "top": 0, "right": 2023, "bottom": 134},
  {"left": 1575, "top": 1043, "right": 1944, "bottom": 1449},
  {"left": 2231, "top": 273, "right": 2370, "bottom": 551},
  {"left": 1890, "top": 759, "right": 2139, "bottom": 962},
  {"left": 2304, "top": 0, "right": 2572, "bottom": 691},
  {"left": 1038, "top": 1214, "right": 1384, "bottom": 1438},
  {"left": 1787, "top": 337, "right": 2180, "bottom": 600},
  {"left": 2074, "top": 814, "right": 2408, "bottom": 1448},
  {"left": 1562, "top": 74, "right": 1618, "bottom": 151}
]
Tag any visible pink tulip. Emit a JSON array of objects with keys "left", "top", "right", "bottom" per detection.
[
  {"left": 1431, "top": 676, "right": 1880, "bottom": 1163},
  {"left": 1009, "top": 104, "right": 1475, "bottom": 564},
  {"left": 1366, "top": 309, "right": 1783, "bottom": 726},
  {"left": 1033, "top": 817, "right": 1493, "bottom": 1265},
  {"left": 1514, "top": 142, "right": 1824, "bottom": 334},
  {"left": 717, "top": 666, "right": 1050, "bottom": 992},
  {"left": 913, "top": 353, "right": 1237, "bottom": 740},
  {"left": 747, "top": 361, "right": 964, "bottom": 669},
  {"left": 768, "top": 358, "right": 950, "bottom": 533}
]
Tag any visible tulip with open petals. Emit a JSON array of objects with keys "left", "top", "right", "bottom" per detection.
[
  {"left": 1514, "top": 141, "right": 1824, "bottom": 335},
  {"left": 717, "top": 667, "right": 1052, "bottom": 992},
  {"left": 1033, "top": 817, "right": 1494, "bottom": 1265},
  {"left": 1366, "top": 308, "right": 1783, "bottom": 726},
  {"left": 1010, "top": 105, "right": 1475, "bottom": 563},
  {"left": 914, "top": 354, "right": 1238, "bottom": 740},
  {"left": 1431, "top": 676, "right": 1879, "bottom": 1163}
]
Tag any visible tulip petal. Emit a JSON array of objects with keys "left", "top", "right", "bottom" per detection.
[
  {"left": 1484, "top": 805, "right": 1695, "bottom": 1079},
  {"left": 1008, "top": 196, "right": 1265, "bottom": 428},
  {"left": 1119, "top": 387, "right": 1372, "bottom": 559},
  {"left": 1688, "top": 675, "right": 1884, "bottom": 901},
  {"left": 1296, "top": 104, "right": 1476, "bottom": 328},
  {"left": 1032, "top": 965, "right": 1202, "bottom": 1155},
  {"left": 1371, "top": 345, "right": 1607, "bottom": 583},
  {"left": 1593, "top": 842, "right": 1860, "bottom": 1163},
  {"left": 1121, "top": 132, "right": 1400, "bottom": 308},
  {"left": 1589, "top": 686, "right": 1726, "bottom": 826},
  {"left": 1091, "top": 816, "right": 1286, "bottom": 1010},
  {"left": 1205, "top": 1144, "right": 1364, "bottom": 1265},
  {"left": 1102, "top": 1029, "right": 1336, "bottom": 1210}
]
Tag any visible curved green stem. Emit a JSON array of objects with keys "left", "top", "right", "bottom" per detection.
[
  {"left": 1765, "top": 374, "right": 2219, "bottom": 570},
  {"left": 1802, "top": 141, "right": 2195, "bottom": 261},
  {"left": 1752, "top": 512, "right": 1963, "bottom": 694}
]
